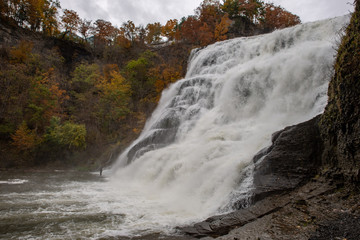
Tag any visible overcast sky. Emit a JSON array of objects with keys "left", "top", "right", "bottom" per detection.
[{"left": 59, "top": 0, "right": 354, "bottom": 27}]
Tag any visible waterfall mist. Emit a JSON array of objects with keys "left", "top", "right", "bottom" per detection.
[{"left": 108, "top": 15, "right": 349, "bottom": 234}]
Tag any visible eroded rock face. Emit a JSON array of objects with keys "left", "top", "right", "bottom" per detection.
[{"left": 252, "top": 115, "right": 323, "bottom": 202}]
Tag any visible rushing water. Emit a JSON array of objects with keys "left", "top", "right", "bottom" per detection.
[{"left": 1, "top": 16, "right": 349, "bottom": 239}]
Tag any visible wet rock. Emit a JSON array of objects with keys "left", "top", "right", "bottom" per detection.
[
  {"left": 252, "top": 115, "right": 323, "bottom": 202},
  {"left": 182, "top": 116, "right": 324, "bottom": 238}
]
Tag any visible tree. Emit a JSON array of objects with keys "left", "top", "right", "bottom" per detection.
[
  {"left": 71, "top": 63, "right": 100, "bottom": 93},
  {"left": 11, "top": 121, "right": 39, "bottom": 151},
  {"left": 154, "top": 64, "right": 182, "bottom": 98},
  {"left": 222, "top": 0, "right": 264, "bottom": 23},
  {"left": 45, "top": 116, "right": 86, "bottom": 149},
  {"left": 145, "top": 22, "right": 162, "bottom": 44},
  {"left": 79, "top": 19, "right": 92, "bottom": 41},
  {"left": 93, "top": 19, "right": 114, "bottom": 46},
  {"left": 9, "top": 40, "right": 34, "bottom": 64},
  {"left": 162, "top": 19, "right": 178, "bottom": 41},
  {"left": 124, "top": 51, "right": 158, "bottom": 101},
  {"left": 178, "top": 16, "right": 203, "bottom": 44},
  {"left": 214, "top": 13, "right": 232, "bottom": 41},
  {"left": 262, "top": 3, "right": 301, "bottom": 30},
  {"left": 96, "top": 69, "right": 132, "bottom": 134},
  {"left": 121, "top": 20, "right": 138, "bottom": 43},
  {"left": 61, "top": 9, "right": 80, "bottom": 36},
  {"left": 27, "top": 68, "right": 68, "bottom": 130},
  {"left": 196, "top": 0, "right": 222, "bottom": 30},
  {"left": 41, "top": 0, "right": 60, "bottom": 35}
]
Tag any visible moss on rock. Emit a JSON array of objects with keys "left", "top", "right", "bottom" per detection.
[{"left": 320, "top": 0, "right": 360, "bottom": 181}]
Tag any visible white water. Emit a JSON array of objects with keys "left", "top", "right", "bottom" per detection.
[
  {"left": 109, "top": 16, "right": 349, "bottom": 234},
  {"left": 0, "top": 16, "right": 350, "bottom": 240}
]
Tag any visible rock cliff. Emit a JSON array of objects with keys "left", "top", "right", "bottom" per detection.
[{"left": 320, "top": 0, "right": 360, "bottom": 181}]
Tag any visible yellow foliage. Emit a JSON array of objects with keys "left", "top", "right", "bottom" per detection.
[{"left": 214, "top": 14, "right": 232, "bottom": 41}]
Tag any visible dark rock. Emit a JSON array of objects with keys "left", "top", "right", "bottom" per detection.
[
  {"left": 181, "top": 195, "right": 288, "bottom": 238},
  {"left": 252, "top": 115, "right": 323, "bottom": 202},
  {"left": 182, "top": 116, "right": 324, "bottom": 238},
  {"left": 309, "top": 213, "right": 360, "bottom": 240}
]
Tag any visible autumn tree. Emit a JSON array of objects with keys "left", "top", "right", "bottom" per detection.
[
  {"left": 11, "top": 121, "right": 39, "bottom": 151},
  {"left": 162, "top": 19, "right": 178, "bottom": 41},
  {"left": 9, "top": 40, "right": 34, "bottom": 64},
  {"left": 41, "top": 0, "right": 60, "bottom": 35},
  {"left": 145, "top": 22, "right": 162, "bottom": 44},
  {"left": 262, "top": 3, "right": 301, "bottom": 30},
  {"left": 214, "top": 13, "right": 232, "bottom": 41},
  {"left": 93, "top": 19, "right": 114, "bottom": 46},
  {"left": 79, "top": 19, "right": 92, "bottom": 41},
  {"left": 121, "top": 20, "right": 138, "bottom": 43},
  {"left": 61, "top": 9, "right": 80, "bottom": 36},
  {"left": 196, "top": 0, "right": 222, "bottom": 30},
  {"left": 177, "top": 16, "right": 203, "bottom": 44},
  {"left": 154, "top": 64, "right": 182, "bottom": 99},
  {"left": 27, "top": 68, "right": 68, "bottom": 131}
]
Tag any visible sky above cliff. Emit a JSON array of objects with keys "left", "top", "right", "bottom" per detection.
[{"left": 59, "top": 0, "right": 354, "bottom": 26}]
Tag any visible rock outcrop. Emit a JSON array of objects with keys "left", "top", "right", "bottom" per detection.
[{"left": 182, "top": 116, "right": 324, "bottom": 237}]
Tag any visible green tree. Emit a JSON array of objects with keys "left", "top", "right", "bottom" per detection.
[
  {"left": 124, "top": 51, "right": 158, "bottom": 101},
  {"left": 96, "top": 70, "right": 132, "bottom": 134},
  {"left": 45, "top": 116, "right": 86, "bottom": 149},
  {"left": 71, "top": 63, "right": 100, "bottom": 93}
]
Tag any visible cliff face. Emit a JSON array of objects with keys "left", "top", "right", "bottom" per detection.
[{"left": 320, "top": 0, "right": 360, "bottom": 181}]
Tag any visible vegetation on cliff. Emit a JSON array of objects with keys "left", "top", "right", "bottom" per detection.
[{"left": 320, "top": 0, "right": 360, "bottom": 181}]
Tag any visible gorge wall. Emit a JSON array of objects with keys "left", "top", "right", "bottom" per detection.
[{"left": 320, "top": 0, "right": 360, "bottom": 182}]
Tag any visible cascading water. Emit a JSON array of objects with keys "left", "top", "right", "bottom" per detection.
[
  {"left": 110, "top": 15, "right": 349, "bottom": 231},
  {"left": 0, "top": 16, "right": 350, "bottom": 240}
]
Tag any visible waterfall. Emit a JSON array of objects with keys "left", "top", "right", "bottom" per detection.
[{"left": 109, "top": 16, "right": 349, "bottom": 232}]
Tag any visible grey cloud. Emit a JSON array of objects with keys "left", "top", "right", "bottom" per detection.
[{"left": 60, "top": 0, "right": 354, "bottom": 27}]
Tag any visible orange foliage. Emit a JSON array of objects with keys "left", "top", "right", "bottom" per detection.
[
  {"left": 263, "top": 3, "right": 301, "bottom": 29},
  {"left": 103, "top": 64, "right": 119, "bottom": 80},
  {"left": 61, "top": 9, "right": 80, "bottom": 35},
  {"left": 214, "top": 14, "right": 232, "bottom": 41},
  {"left": 11, "top": 122, "right": 38, "bottom": 151},
  {"left": 79, "top": 19, "right": 92, "bottom": 41},
  {"left": 178, "top": 16, "right": 203, "bottom": 44},
  {"left": 94, "top": 19, "right": 114, "bottom": 45},
  {"left": 10, "top": 41, "right": 34, "bottom": 64},
  {"left": 196, "top": 0, "right": 222, "bottom": 30},
  {"left": 154, "top": 64, "right": 182, "bottom": 101},
  {"left": 30, "top": 68, "right": 68, "bottom": 126},
  {"left": 162, "top": 19, "right": 178, "bottom": 41},
  {"left": 146, "top": 22, "right": 162, "bottom": 44}
]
